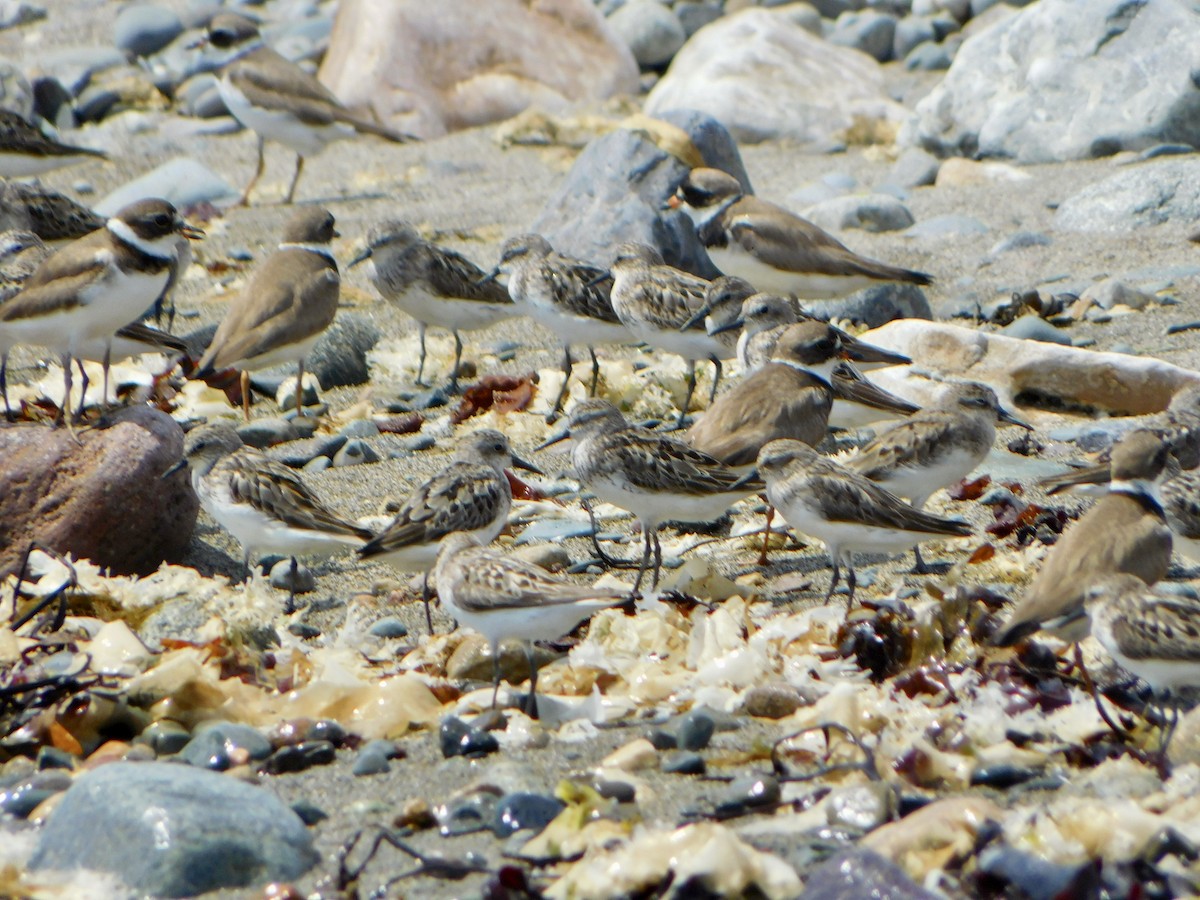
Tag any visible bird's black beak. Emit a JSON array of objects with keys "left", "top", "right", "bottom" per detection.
[
  {"left": 710, "top": 316, "right": 744, "bottom": 336},
  {"left": 511, "top": 454, "right": 544, "bottom": 475},
  {"left": 535, "top": 430, "right": 570, "bottom": 452},
  {"left": 730, "top": 468, "right": 760, "bottom": 491},
  {"left": 180, "top": 223, "right": 205, "bottom": 240},
  {"left": 680, "top": 305, "right": 712, "bottom": 332},
  {"left": 842, "top": 337, "right": 911, "bottom": 366},
  {"left": 1000, "top": 406, "right": 1033, "bottom": 430},
  {"left": 477, "top": 267, "right": 499, "bottom": 286},
  {"left": 347, "top": 247, "right": 371, "bottom": 269},
  {"left": 584, "top": 272, "right": 608, "bottom": 289},
  {"left": 162, "top": 459, "right": 187, "bottom": 479}
]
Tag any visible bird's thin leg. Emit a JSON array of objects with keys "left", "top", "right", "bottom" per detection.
[
  {"left": 491, "top": 643, "right": 502, "bottom": 709},
  {"left": 74, "top": 358, "right": 89, "bottom": 422},
  {"left": 633, "top": 527, "right": 652, "bottom": 592},
  {"left": 295, "top": 359, "right": 307, "bottom": 412},
  {"left": 708, "top": 356, "right": 722, "bottom": 405},
  {"left": 239, "top": 137, "right": 266, "bottom": 207},
  {"left": 825, "top": 553, "right": 841, "bottom": 602},
  {"left": 523, "top": 644, "right": 539, "bottom": 720},
  {"left": 449, "top": 330, "right": 463, "bottom": 394},
  {"left": 100, "top": 342, "right": 112, "bottom": 415},
  {"left": 757, "top": 505, "right": 775, "bottom": 567},
  {"left": 241, "top": 369, "right": 251, "bottom": 422},
  {"left": 421, "top": 572, "right": 434, "bottom": 635},
  {"left": 845, "top": 554, "right": 857, "bottom": 611},
  {"left": 1073, "top": 642, "right": 1130, "bottom": 740},
  {"left": 415, "top": 322, "right": 428, "bottom": 387},
  {"left": 912, "top": 545, "right": 927, "bottom": 575},
  {"left": 588, "top": 346, "right": 600, "bottom": 396},
  {"left": 651, "top": 530, "right": 662, "bottom": 590},
  {"left": 674, "top": 359, "right": 697, "bottom": 430},
  {"left": 56, "top": 353, "right": 73, "bottom": 436},
  {"left": 284, "top": 556, "right": 298, "bottom": 615},
  {"left": 285, "top": 154, "right": 305, "bottom": 205},
  {"left": 1, "top": 352, "right": 10, "bottom": 420},
  {"left": 548, "top": 344, "right": 571, "bottom": 423}
]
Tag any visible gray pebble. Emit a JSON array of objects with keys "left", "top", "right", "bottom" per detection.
[
  {"left": 893, "top": 15, "right": 937, "bottom": 60},
  {"left": 369, "top": 617, "right": 409, "bottom": 639},
  {"left": 804, "top": 193, "right": 915, "bottom": 233},
  {"left": 829, "top": 10, "right": 897, "bottom": 63},
  {"left": 352, "top": 740, "right": 396, "bottom": 776},
  {"left": 339, "top": 419, "right": 381, "bottom": 439},
  {"left": 302, "top": 455, "right": 331, "bottom": 473},
  {"left": 439, "top": 715, "right": 499, "bottom": 759},
  {"left": 674, "top": 709, "right": 715, "bottom": 751},
  {"left": 269, "top": 558, "right": 315, "bottom": 593},
  {"left": 988, "top": 231, "right": 1052, "bottom": 258},
  {"left": 333, "top": 438, "right": 380, "bottom": 467},
  {"left": 137, "top": 719, "right": 191, "bottom": 756},
  {"left": 114, "top": 4, "right": 183, "bottom": 57},
  {"left": 904, "top": 214, "right": 989, "bottom": 239},
  {"left": 675, "top": 1, "right": 721, "bottom": 36},
  {"left": 491, "top": 792, "right": 565, "bottom": 837},
  {"left": 714, "top": 775, "right": 781, "bottom": 817},
  {"left": 1000, "top": 315, "right": 1072, "bottom": 345},
  {"left": 885, "top": 147, "right": 940, "bottom": 189},
  {"left": 287, "top": 622, "right": 322, "bottom": 639},
  {"left": 94, "top": 156, "right": 239, "bottom": 215},
  {"left": 237, "top": 417, "right": 300, "bottom": 449},
  {"left": 180, "top": 721, "right": 272, "bottom": 770},
  {"left": 905, "top": 41, "right": 953, "bottom": 71},
  {"left": 663, "top": 751, "right": 706, "bottom": 775},
  {"left": 608, "top": 0, "right": 685, "bottom": 68}
]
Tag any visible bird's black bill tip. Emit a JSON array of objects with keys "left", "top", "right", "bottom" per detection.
[
  {"left": 511, "top": 454, "right": 544, "bottom": 475},
  {"left": 1000, "top": 407, "right": 1034, "bottom": 430},
  {"left": 535, "top": 431, "right": 570, "bottom": 452},
  {"left": 730, "top": 469, "right": 760, "bottom": 491},
  {"left": 161, "top": 458, "right": 187, "bottom": 480},
  {"left": 347, "top": 248, "right": 371, "bottom": 269}
]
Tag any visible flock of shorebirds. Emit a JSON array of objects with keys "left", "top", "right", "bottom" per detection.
[{"left": 3, "top": 10, "right": 1200, "bottom": 737}]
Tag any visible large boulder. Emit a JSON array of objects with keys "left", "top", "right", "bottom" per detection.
[
  {"left": 644, "top": 8, "right": 906, "bottom": 145},
  {"left": 901, "top": 0, "right": 1200, "bottom": 162},
  {"left": 1054, "top": 157, "right": 1200, "bottom": 233},
  {"left": 318, "top": 0, "right": 639, "bottom": 139},
  {"left": 29, "top": 762, "right": 317, "bottom": 897},
  {"left": 529, "top": 109, "right": 750, "bottom": 276},
  {"left": 0, "top": 406, "right": 198, "bottom": 577}
]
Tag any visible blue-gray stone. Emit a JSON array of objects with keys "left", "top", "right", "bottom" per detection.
[
  {"left": 237, "top": 418, "right": 300, "bottom": 449},
  {"left": 829, "top": 10, "right": 897, "bottom": 63},
  {"left": 260, "top": 740, "right": 336, "bottom": 774},
  {"left": 0, "top": 1, "right": 45, "bottom": 31},
  {"left": 333, "top": 438, "right": 380, "bottom": 467},
  {"left": 114, "top": 4, "right": 184, "bottom": 57},
  {"left": 1000, "top": 315, "right": 1071, "bottom": 345},
  {"left": 675, "top": 709, "right": 715, "bottom": 751},
  {"left": 0, "top": 58, "right": 32, "bottom": 119},
  {"left": 803, "top": 847, "right": 939, "bottom": 899},
  {"left": 339, "top": 419, "right": 381, "bottom": 440},
  {"left": 268, "top": 558, "right": 315, "bottom": 593},
  {"left": 0, "top": 771, "right": 71, "bottom": 818},
  {"left": 803, "top": 193, "right": 915, "bottom": 233},
  {"left": 302, "top": 455, "right": 331, "bottom": 473},
  {"left": 904, "top": 214, "right": 988, "bottom": 239},
  {"left": 893, "top": 16, "right": 936, "bottom": 60},
  {"left": 305, "top": 313, "right": 381, "bottom": 389},
  {"left": 530, "top": 109, "right": 750, "bottom": 278},
  {"left": 29, "top": 762, "right": 317, "bottom": 896},
  {"left": 138, "top": 720, "right": 191, "bottom": 756},
  {"left": 1056, "top": 159, "right": 1200, "bottom": 233},
  {"left": 805, "top": 283, "right": 932, "bottom": 328},
  {"left": 439, "top": 716, "right": 499, "bottom": 759},
  {"left": 905, "top": 41, "right": 952, "bottom": 71},
  {"left": 74, "top": 85, "right": 120, "bottom": 123},
  {"left": 95, "top": 156, "right": 239, "bottom": 215},
  {"left": 675, "top": 1, "right": 722, "bottom": 36},
  {"left": 491, "top": 792, "right": 565, "bottom": 837},
  {"left": 988, "top": 231, "right": 1051, "bottom": 258},
  {"left": 180, "top": 721, "right": 272, "bottom": 770},
  {"left": 352, "top": 739, "right": 398, "bottom": 776},
  {"left": 663, "top": 751, "right": 706, "bottom": 774},
  {"left": 369, "top": 617, "right": 409, "bottom": 639},
  {"left": 608, "top": 0, "right": 686, "bottom": 68},
  {"left": 885, "top": 147, "right": 940, "bottom": 190},
  {"left": 36, "top": 46, "right": 125, "bottom": 96}
]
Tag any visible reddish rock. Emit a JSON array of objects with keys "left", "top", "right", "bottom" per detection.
[{"left": 0, "top": 407, "right": 198, "bottom": 577}]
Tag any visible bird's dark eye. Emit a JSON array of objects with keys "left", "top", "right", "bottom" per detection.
[
  {"left": 210, "top": 28, "right": 233, "bottom": 47},
  {"left": 493, "top": 442, "right": 504, "bottom": 454},
  {"left": 154, "top": 213, "right": 171, "bottom": 229}
]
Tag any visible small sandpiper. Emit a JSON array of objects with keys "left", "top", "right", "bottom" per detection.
[
  {"left": 1040, "top": 384, "right": 1200, "bottom": 496},
  {"left": 350, "top": 220, "right": 515, "bottom": 392},
  {"left": 0, "top": 109, "right": 106, "bottom": 178},
  {"left": 1085, "top": 574, "right": 1200, "bottom": 753},
  {"left": 0, "top": 180, "right": 105, "bottom": 241},
  {"left": 1161, "top": 470, "right": 1200, "bottom": 565},
  {"left": 669, "top": 167, "right": 933, "bottom": 297},
  {"left": 747, "top": 439, "right": 973, "bottom": 605},
  {"left": 358, "top": 429, "right": 542, "bottom": 630},
  {"left": 848, "top": 381, "right": 1029, "bottom": 571},
  {"left": 193, "top": 206, "right": 340, "bottom": 418},
  {"left": 435, "top": 531, "right": 627, "bottom": 714},
  {"left": 994, "top": 429, "right": 1174, "bottom": 647},
  {"left": 488, "top": 233, "right": 629, "bottom": 420},
  {"left": 607, "top": 242, "right": 734, "bottom": 427},
  {"left": 540, "top": 398, "right": 759, "bottom": 590},
  {"left": 0, "top": 198, "right": 201, "bottom": 428},
  {"left": 166, "top": 421, "right": 372, "bottom": 611},
  {"left": 195, "top": 13, "right": 416, "bottom": 204}
]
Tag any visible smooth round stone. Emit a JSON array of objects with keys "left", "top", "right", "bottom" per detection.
[
  {"left": 137, "top": 720, "right": 191, "bottom": 756},
  {"left": 608, "top": 0, "right": 685, "bottom": 67},
  {"left": 332, "top": 439, "right": 380, "bottom": 467},
  {"left": 648, "top": 728, "right": 677, "bottom": 751},
  {"left": 281, "top": 407, "right": 326, "bottom": 430},
  {"left": 439, "top": 791, "right": 499, "bottom": 836},
  {"left": 29, "top": 762, "right": 316, "bottom": 895},
  {"left": 260, "top": 740, "right": 336, "bottom": 774},
  {"left": 663, "top": 751, "right": 706, "bottom": 775},
  {"left": 826, "top": 783, "right": 895, "bottom": 831},
  {"left": 893, "top": 15, "right": 937, "bottom": 60},
  {"left": 491, "top": 792, "right": 565, "bottom": 837},
  {"left": 287, "top": 622, "right": 321, "bottom": 639},
  {"left": 339, "top": 419, "right": 380, "bottom": 440},
  {"left": 0, "top": 771, "right": 72, "bottom": 818},
  {"left": 237, "top": 418, "right": 300, "bottom": 449},
  {"left": 269, "top": 559, "right": 316, "bottom": 594},
  {"left": 674, "top": 710, "right": 715, "bottom": 751},
  {"left": 301, "top": 455, "right": 331, "bottom": 473},
  {"left": 304, "top": 720, "right": 348, "bottom": 745},
  {"left": 180, "top": 721, "right": 272, "bottom": 770},
  {"left": 715, "top": 776, "right": 781, "bottom": 817},
  {"left": 905, "top": 40, "right": 953, "bottom": 71},
  {"left": 93, "top": 157, "right": 239, "bottom": 216},
  {"left": 675, "top": 1, "right": 721, "bottom": 36},
  {"left": 591, "top": 777, "right": 637, "bottom": 803},
  {"left": 36, "top": 746, "right": 77, "bottom": 770},
  {"left": 291, "top": 800, "right": 328, "bottom": 826},
  {"left": 114, "top": 4, "right": 184, "bottom": 57},
  {"left": 276, "top": 375, "right": 321, "bottom": 412},
  {"left": 1000, "top": 315, "right": 1072, "bottom": 345},
  {"left": 369, "top": 617, "right": 409, "bottom": 639},
  {"left": 352, "top": 740, "right": 396, "bottom": 776},
  {"left": 741, "top": 682, "right": 805, "bottom": 719},
  {"left": 829, "top": 10, "right": 897, "bottom": 63},
  {"left": 413, "top": 388, "right": 450, "bottom": 410},
  {"left": 439, "top": 716, "right": 499, "bottom": 759}
]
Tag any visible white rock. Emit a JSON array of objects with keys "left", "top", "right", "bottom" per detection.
[
  {"left": 319, "top": 0, "right": 639, "bottom": 139},
  {"left": 645, "top": 8, "right": 906, "bottom": 145}
]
